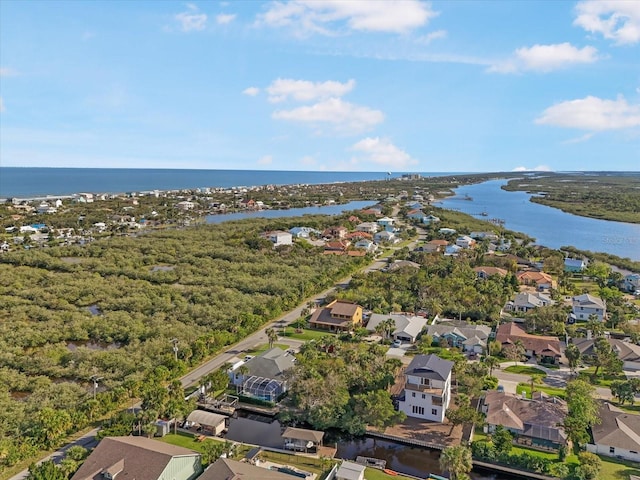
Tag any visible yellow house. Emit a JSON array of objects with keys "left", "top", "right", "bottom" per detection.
[{"left": 309, "top": 300, "right": 363, "bottom": 332}]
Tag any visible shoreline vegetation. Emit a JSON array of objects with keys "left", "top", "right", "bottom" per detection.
[{"left": 501, "top": 172, "right": 640, "bottom": 224}]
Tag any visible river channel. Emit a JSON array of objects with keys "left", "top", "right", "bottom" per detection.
[{"left": 436, "top": 179, "right": 640, "bottom": 261}]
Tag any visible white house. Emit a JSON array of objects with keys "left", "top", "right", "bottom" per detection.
[
  {"left": 506, "top": 292, "right": 555, "bottom": 313},
  {"left": 587, "top": 403, "right": 640, "bottom": 463},
  {"left": 622, "top": 274, "right": 640, "bottom": 293},
  {"left": 398, "top": 354, "right": 453, "bottom": 423},
  {"left": 289, "top": 226, "right": 320, "bottom": 238},
  {"left": 444, "top": 244, "right": 462, "bottom": 256},
  {"left": 572, "top": 293, "right": 606, "bottom": 322},
  {"left": 266, "top": 231, "right": 293, "bottom": 247},
  {"left": 366, "top": 313, "right": 429, "bottom": 344},
  {"left": 354, "top": 239, "right": 377, "bottom": 253},
  {"left": 356, "top": 222, "right": 378, "bottom": 234},
  {"left": 456, "top": 235, "right": 476, "bottom": 249},
  {"left": 377, "top": 217, "right": 395, "bottom": 232},
  {"left": 175, "top": 200, "right": 195, "bottom": 211},
  {"left": 374, "top": 230, "right": 396, "bottom": 244},
  {"left": 36, "top": 202, "right": 57, "bottom": 214},
  {"left": 438, "top": 227, "right": 457, "bottom": 235},
  {"left": 422, "top": 214, "right": 440, "bottom": 225},
  {"left": 564, "top": 258, "right": 588, "bottom": 273}
]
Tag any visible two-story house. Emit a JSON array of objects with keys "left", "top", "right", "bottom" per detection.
[
  {"left": 571, "top": 293, "right": 606, "bottom": 322},
  {"left": 377, "top": 217, "right": 395, "bottom": 232},
  {"left": 309, "top": 300, "right": 363, "bottom": 332},
  {"left": 397, "top": 354, "right": 453, "bottom": 423},
  {"left": 264, "top": 231, "right": 293, "bottom": 247}
]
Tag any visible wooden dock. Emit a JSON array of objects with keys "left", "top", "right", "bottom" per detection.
[
  {"left": 365, "top": 430, "right": 446, "bottom": 451},
  {"left": 473, "top": 460, "right": 559, "bottom": 480}
]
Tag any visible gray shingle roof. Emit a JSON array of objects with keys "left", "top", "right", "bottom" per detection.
[
  {"left": 405, "top": 354, "right": 453, "bottom": 381},
  {"left": 245, "top": 348, "right": 295, "bottom": 380},
  {"left": 201, "top": 458, "right": 294, "bottom": 480},
  {"left": 590, "top": 403, "right": 640, "bottom": 452}
]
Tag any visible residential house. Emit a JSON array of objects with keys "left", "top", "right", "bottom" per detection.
[
  {"left": 397, "top": 354, "right": 453, "bottom": 422},
  {"left": 175, "top": 201, "right": 195, "bottom": 211},
  {"left": 282, "top": 427, "right": 324, "bottom": 452},
  {"left": 444, "top": 244, "right": 463, "bottom": 256},
  {"left": 422, "top": 214, "right": 440, "bottom": 225},
  {"left": 516, "top": 271, "right": 556, "bottom": 291},
  {"left": 366, "top": 313, "right": 429, "bottom": 344},
  {"left": 374, "top": 230, "right": 397, "bottom": 244},
  {"left": 309, "top": 300, "right": 363, "bottom": 332},
  {"left": 587, "top": 402, "right": 640, "bottom": 462},
  {"left": 473, "top": 266, "right": 508, "bottom": 279},
  {"left": 495, "top": 322, "right": 561, "bottom": 364},
  {"left": 354, "top": 239, "right": 377, "bottom": 253},
  {"left": 201, "top": 458, "right": 293, "bottom": 480},
  {"left": 228, "top": 347, "right": 295, "bottom": 402},
  {"left": 482, "top": 391, "right": 568, "bottom": 450},
  {"left": 622, "top": 273, "right": 640, "bottom": 293},
  {"left": 289, "top": 226, "right": 320, "bottom": 239},
  {"left": 336, "top": 461, "right": 366, "bottom": 480},
  {"left": 470, "top": 231, "right": 499, "bottom": 241},
  {"left": 506, "top": 292, "right": 555, "bottom": 313},
  {"left": 419, "top": 239, "right": 449, "bottom": 253},
  {"left": 564, "top": 258, "right": 588, "bottom": 273},
  {"left": 456, "top": 235, "right": 476, "bottom": 249},
  {"left": 406, "top": 209, "right": 425, "bottom": 220},
  {"left": 571, "top": 293, "right": 606, "bottom": 322},
  {"left": 426, "top": 320, "right": 492, "bottom": 354},
  {"left": 36, "top": 202, "right": 57, "bottom": 214},
  {"left": 324, "top": 240, "right": 350, "bottom": 254},
  {"left": 387, "top": 260, "right": 421, "bottom": 272},
  {"left": 265, "top": 230, "right": 293, "bottom": 247},
  {"left": 323, "top": 226, "right": 348, "bottom": 239},
  {"left": 71, "top": 436, "right": 203, "bottom": 480},
  {"left": 572, "top": 337, "right": 640, "bottom": 371},
  {"left": 345, "top": 231, "right": 372, "bottom": 241},
  {"left": 355, "top": 222, "right": 378, "bottom": 234},
  {"left": 377, "top": 217, "right": 395, "bottom": 232},
  {"left": 438, "top": 227, "right": 457, "bottom": 235}
]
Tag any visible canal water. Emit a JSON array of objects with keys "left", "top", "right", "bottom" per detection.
[
  {"left": 436, "top": 179, "right": 640, "bottom": 261},
  {"left": 335, "top": 437, "right": 513, "bottom": 480},
  {"left": 206, "top": 200, "right": 375, "bottom": 224}
]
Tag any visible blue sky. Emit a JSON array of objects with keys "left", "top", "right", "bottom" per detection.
[{"left": 1, "top": 0, "right": 639, "bottom": 172}]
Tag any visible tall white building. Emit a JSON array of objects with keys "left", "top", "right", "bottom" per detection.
[{"left": 398, "top": 354, "right": 453, "bottom": 423}]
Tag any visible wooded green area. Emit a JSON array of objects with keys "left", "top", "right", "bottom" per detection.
[{"left": 0, "top": 214, "right": 368, "bottom": 470}]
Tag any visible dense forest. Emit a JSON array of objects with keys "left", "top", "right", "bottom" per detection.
[
  {"left": 0, "top": 214, "right": 369, "bottom": 470},
  {"left": 502, "top": 173, "right": 640, "bottom": 224}
]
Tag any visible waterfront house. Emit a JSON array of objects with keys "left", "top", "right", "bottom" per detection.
[
  {"left": 456, "top": 235, "right": 476, "bottom": 249},
  {"left": 621, "top": 273, "right": 640, "bottom": 293},
  {"left": 397, "top": 354, "right": 453, "bottom": 423},
  {"left": 71, "top": 436, "right": 203, "bottom": 480},
  {"left": 201, "top": 458, "right": 293, "bottom": 480},
  {"left": 572, "top": 337, "right": 640, "bottom": 371},
  {"left": 264, "top": 230, "right": 293, "bottom": 247},
  {"left": 183, "top": 410, "right": 226, "bottom": 436},
  {"left": 571, "top": 293, "right": 606, "bottom": 322},
  {"left": 587, "top": 402, "right": 640, "bottom": 462},
  {"left": 506, "top": 292, "right": 555, "bottom": 313},
  {"left": 482, "top": 391, "right": 568, "bottom": 450},
  {"left": 366, "top": 313, "right": 429, "bottom": 344},
  {"left": 309, "top": 300, "right": 363, "bottom": 332},
  {"left": 228, "top": 348, "right": 295, "bottom": 402},
  {"left": 470, "top": 231, "right": 499, "bottom": 241},
  {"left": 473, "top": 266, "right": 508, "bottom": 280},
  {"left": 336, "top": 461, "right": 366, "bottom": 480},
  {"left": 516, "top": 271, "right": 556, "bottom": 291},
  {"left": 496, "top": 322, "right": 561, "bottom": 364},
  {"left": 426, "top": 320, "right": 492, "bottom": 354},
  {"left": 282, "top": 427, "right": 324, "bottom": 453},
  {"left": 564, "top": 257, "right": 588, "bottom": 273},
  {"left": 36, "top": 202, "right": 57, "bottom": 214}
]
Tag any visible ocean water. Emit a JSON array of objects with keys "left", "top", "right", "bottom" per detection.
[{"left": 0, "top": 167, "right": 456, "bottom": 198}]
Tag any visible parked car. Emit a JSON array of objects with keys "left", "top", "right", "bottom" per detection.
[{"left": 392, "top": 339, "right": 402, "bottom": 348}]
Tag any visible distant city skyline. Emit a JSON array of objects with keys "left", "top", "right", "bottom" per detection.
[{"left": 1, "top": 1, "right": 639, "bottom": 172}]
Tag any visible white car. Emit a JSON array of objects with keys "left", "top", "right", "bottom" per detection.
[{"left": 392, "top": 339, "right": 402, "bottom": 348}]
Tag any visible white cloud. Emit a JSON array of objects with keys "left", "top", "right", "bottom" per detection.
[
  {"left": 350, "top": 137, "right": 417, "bottom": 168},
  {"left": 512, "top": 165, "right": 553, "bottom": 172},
  {"left": 535, "top": 95, "right": 640, "bottom": 131},
  {"left": 489, "top": 43, "right": 600, "bottom": 73},
  {"left": 175, "top": 4, "right": 208, "bottom": 32},
  {"left": 0, "top": 97, "right": 5, "bottom": 113},
  {"left": 267, "top": 78, "right": 355, "bottom": 103},
  {"left": 574, "top": 0, "right": 640, "bottom": 45},
  {"left": 216, "top": 13, "right": 236, "bottom": 24},
  {"left": 257, "top": 0, "right": 437, "bottom": 36},
  {"left": 272, "top": 97, "right": 384, "bottom": 134},
  {"left": 243, "top": 86, "right": 260, "bottom": 96},
  {"left": 416, "top": 29, "right": 447, "bottom": 45},
  {"left": 258, "top": 155, "right": 273, "bottom": 165},
  {"left": 0, "top": 67, "right": 18, "bottom": 77},
  {"left": 561, "top": 133, "right": 595, "bottom": 144}
]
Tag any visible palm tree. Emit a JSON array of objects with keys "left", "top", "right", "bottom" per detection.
[
  {"left": 439, "top": 445, "right": 473, "bottom": 480},
  {"left": 485, "top": 356, "right": 500, "bottom": 377},
  {"left": 266, "top": 327, "right": 278, "bottom": 349},
  {"left": 381, "top": 318, "right": 396, "bottom": 341}
]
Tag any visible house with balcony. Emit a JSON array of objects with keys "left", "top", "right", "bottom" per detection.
[
  {"left": 456, "top": 235, "right": 476, "bottom": 249},
  {"left": 397, "top": 354, "right": 453, "bottom": 423},
  {"left": 377, "top": 217, "right": 395, "bottom": 232},
  {"left": 356, "top": 222, "right": 378, "bottom": 234},
  {"left": 571, "top": 293, "right": 606, "bottom": 322},
  {"left": 309, "top": 300, "right": 363, "bottom": 332}
]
